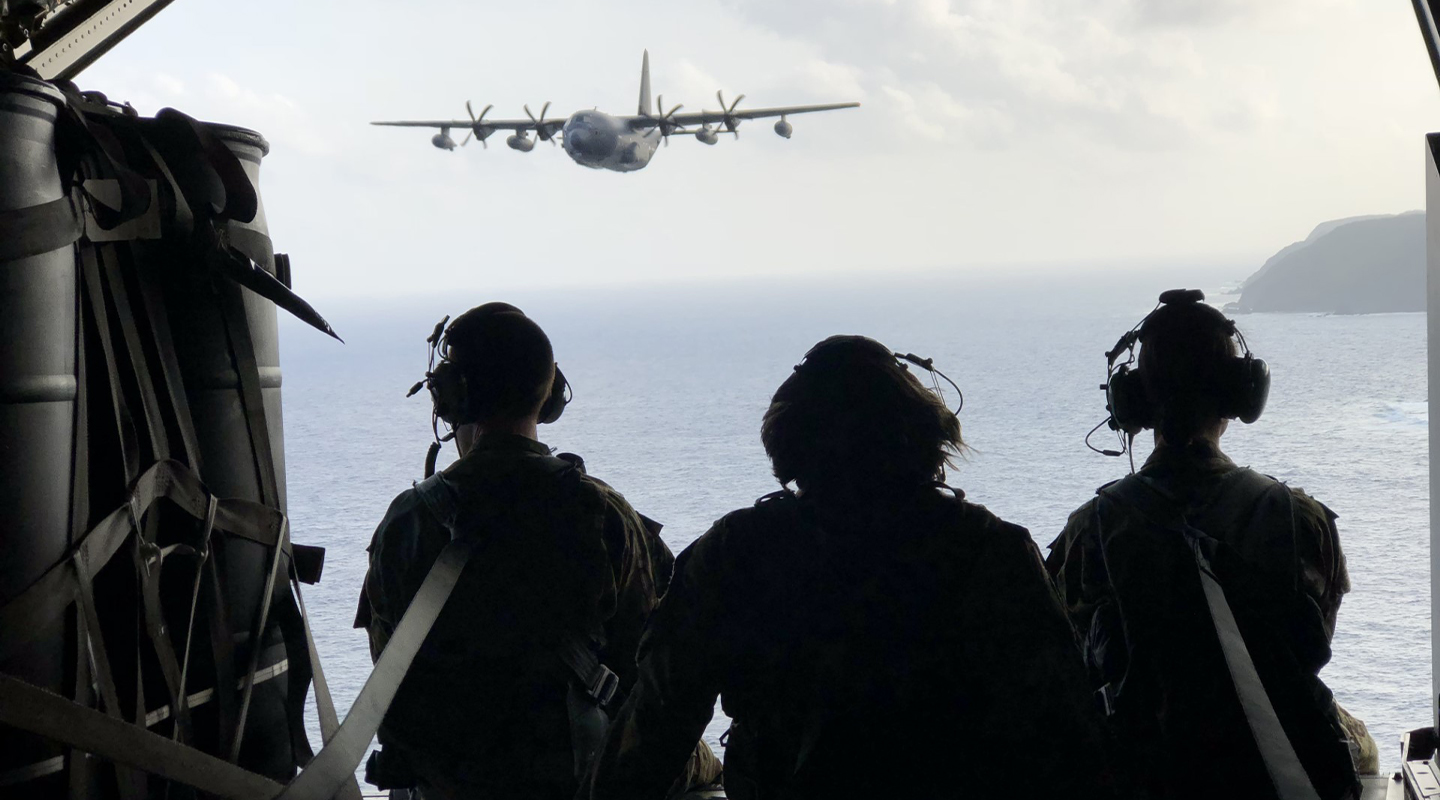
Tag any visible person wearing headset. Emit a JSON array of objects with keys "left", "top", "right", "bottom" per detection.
[
  {"left": 583, "top": 335, "right": 1116, "bottom": 800},
  {"left": 354, "top": 303, "right": 719, "bottom": 800},
  {"left": 1045, "top": 290, "right": 1371, "bottom": 800}
]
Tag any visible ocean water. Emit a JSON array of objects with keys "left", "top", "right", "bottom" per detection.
[{"left": 278, "top": 270, "right": 1430, "bottom": 775}]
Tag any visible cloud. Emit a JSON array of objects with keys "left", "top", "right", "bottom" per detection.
[{"left": 717, "top": 0, "right": 1295, "bottom": 151}]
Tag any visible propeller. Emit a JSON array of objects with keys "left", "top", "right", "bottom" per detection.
[
  {"left": 462, "top": 101, "right": 494, "bottom": 148},
  {"left": 654, "top": 94, "right": 685, "bottom": 146},
  {"left": 525, "top": 101, "right": 558, "bottom": 145},
  {"left": 716, "top": 90, "right": 745, "bottom": 138}
]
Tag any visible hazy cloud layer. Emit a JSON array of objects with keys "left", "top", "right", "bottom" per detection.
[{"left": 76, "top": 0, "right": 1438, "bottom": 295}]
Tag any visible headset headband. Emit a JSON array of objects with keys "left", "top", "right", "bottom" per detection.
[{"left": 795, "top": 335, "right": 964, "bottom": 416}]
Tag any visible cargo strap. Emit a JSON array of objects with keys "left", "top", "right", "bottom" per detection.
[
  {"left": 0, "top": 194, "right": 82, "bottom": 260},
  {"left": 0, "top": 673, "right": 284, "bottom": 800},
  {"left": 1098, "top": 475, "right": 1322, "bottom": 800},
  {"left": 0, "top": 458, "right": 308, "bottom": 795},
  {"left": 0, "top": 459, "right": 287, "bottom": 664}
]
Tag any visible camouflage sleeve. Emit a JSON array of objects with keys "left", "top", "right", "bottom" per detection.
[
  {"left": 584, "top": 526, "right": 725, "bottom": 800},
  {"left": 1289, "top": 488, "right": 1349, "bottom": 640},
  {"left": 595, "top": 484, "right": 676, "bottom": 694},
  {"left": 961, "top": 520, "right": 1118, "bottom": 797},
  {"left": 361, "top": 489, "right": 448, "bottom": 663},
  {"left": 1044, "top": 500, "right": 1107, "bottom": 655}
]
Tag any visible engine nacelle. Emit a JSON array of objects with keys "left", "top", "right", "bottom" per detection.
[
  {"left": 774, "top": 118, "right": 793, "bottom": 139},
  {"left": 695, "top": 128, "right": 719, "bottom": 145},
  {"left": 432, "top": 131, "right": 457, "bottom": 150},
  {"left": 507, "top": 134, "right": 535, "bottom": 152}
]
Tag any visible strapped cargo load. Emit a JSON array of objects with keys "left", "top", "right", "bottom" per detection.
[{"left": 0, "top": 65, "right": 356, "bottom": 798}]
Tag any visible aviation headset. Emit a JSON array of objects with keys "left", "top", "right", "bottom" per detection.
[
  {"left": 794, "top": 334, "right": 964, "bottom": 415},
  {"left": 408, "top": 304, "right": 571, "bottom": 437},
  {"left": 1090, "top": 288, "right": 1269, "bottom": 458}
]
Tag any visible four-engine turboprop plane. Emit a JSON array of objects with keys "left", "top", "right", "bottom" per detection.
[{"left": 371, "top": 51, "right": 860, "bottom": 173}]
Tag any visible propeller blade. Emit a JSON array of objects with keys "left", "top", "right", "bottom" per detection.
[
  {"left": 525, "top": 103, "right": 537, "bottom": 123},
  {"left": 467, "top": 100, "right": 476, "bottom": 122},
  {"left": 540, "top": 101, "right": 551, "bottom": 119},
  {"left": 729, "top": 94, "right": 745, "bottom": 114},
  {"left": 461, "top": 130, "right": 473, "bottom": 146},
  {"left": 477, "top": 104, "right": 492, "bottom": 122}
]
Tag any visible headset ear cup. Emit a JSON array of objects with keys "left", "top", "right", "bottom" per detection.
[
  {"left": 1233, "top": 356, "right": 1270, "bottom": 424},
  {"left": 538, "top": 365, "right": 569, "bottom": 425},
  {"left": 1107, "top": 365, "right": 1151, "bottom": 435}
]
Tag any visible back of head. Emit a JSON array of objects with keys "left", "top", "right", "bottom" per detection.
[
  {"left": 440, "top": 303, "right": 555, "bottom": 425},
  {"left": 762, "top": 335, "right": 962, "bottom": 499},
  {"left": 1136, "top": 300, "right": 1240, "bottom": 445}
]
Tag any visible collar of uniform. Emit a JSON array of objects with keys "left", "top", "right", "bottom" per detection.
[
  {"left": 465, "top": 432, "right": 552, "bottom": 458},
  {"left": 1140, "top": 439, "right": 1235, "bottom": 476}
]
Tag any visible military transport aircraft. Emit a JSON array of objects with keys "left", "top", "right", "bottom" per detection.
[{"left": 371, "top": 51, "right": 860, "bottom": 172}]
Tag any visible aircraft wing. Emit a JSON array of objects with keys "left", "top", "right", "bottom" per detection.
[
  {"left": 370, "top": 118, "right": 565, "bottom": 131},
  {"left": 658, "top": 102, "right": 859, "bottom": 128}
]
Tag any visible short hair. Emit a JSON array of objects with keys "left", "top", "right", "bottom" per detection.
[
  {"left": 442, "top": 303, "right": 555, "bottom": 424},
  {"left": 761, "top": 335, "right": 963, "bottom": 496},
  {"left": 1136, "top": 302, "right": 1240, "bottom": 444}
]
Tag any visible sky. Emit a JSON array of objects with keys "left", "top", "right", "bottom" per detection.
[{"left": 70, "top": 0, "right": 1440, "bottom": 296}]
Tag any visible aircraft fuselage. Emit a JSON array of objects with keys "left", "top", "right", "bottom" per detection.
[{"left": 561, "top": 110, "right": 659, "bottom": 173}]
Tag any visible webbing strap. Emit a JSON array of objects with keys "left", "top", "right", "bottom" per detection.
[
  {"left": 216, "top": 273, "right": 280, "bottom": 510},
  {"left": 0, "top": 460, "right": 287, "bottom": 664},
  {"left": 171, "top": 495, "right": 217, "bottom": 742},
  {"left": 0, "top": 194, "right": 82, "bottom": 260},
  {"left": 556, "top": 636, "right": 620, "bottom": 708},
  {"left": 229, "top": 517, "right": 288, "bottom": 762},
  {"left": 276, "top": 536, "right": 478, "bottom": 800},
  {"left": 80, "top": 246, "right": 141, "bottom": 481},
  {"left": 1099, "top": 476, "right": 1322, "bottom": 800},
  {"left": 99, "top": 244, "right": 169, "bottom": 463},
  {"left": 0, "top": 673, "right": 283, "bottom": 800}
]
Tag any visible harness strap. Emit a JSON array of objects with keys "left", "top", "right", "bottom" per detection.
[
  {"left": 557, "top": 635, "right": 620, "bottom": 708},
  {"left": 276, "top": 536, "right": 478, "bottom": 800},
  {"left": 1099, "top": 474, "right": 1321, "bottom": 800}
]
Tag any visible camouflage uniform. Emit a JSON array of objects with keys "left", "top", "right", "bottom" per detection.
[
  {"left": 584, "top": 488, "right": 1117, "bottom": 800},
  {"left": 1045, "top": 441, "right": 1358, "bottom": 800},
  {"left": 355, "top": 433, "right": 717, "bottom": 800}
]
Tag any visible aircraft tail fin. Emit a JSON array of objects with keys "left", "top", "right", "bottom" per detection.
[{"left": 639, "top": 50, "right": 652, "bottom": 116}]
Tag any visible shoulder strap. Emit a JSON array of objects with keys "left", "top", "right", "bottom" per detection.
[
  {"left": 277, "top": 536, "right": 478, "bottom": 800},
  {"left": 1097, "top": 477, "right": 1322, "bottom": 800},
  {"left": 414, "top": 455, "right": 616, "bottom": 701}
]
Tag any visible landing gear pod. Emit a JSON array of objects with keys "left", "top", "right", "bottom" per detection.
[{"left": 0, "top": 69, "right": 78, "bottom": 796}]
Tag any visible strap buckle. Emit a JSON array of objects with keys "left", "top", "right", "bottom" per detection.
[{"left": 587, "top": 665, "right": 619, "bottom": 707}]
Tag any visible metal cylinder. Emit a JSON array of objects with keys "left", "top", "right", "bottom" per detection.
[{"left": 0, "top": 70, "right": 75, "bottom": 791}]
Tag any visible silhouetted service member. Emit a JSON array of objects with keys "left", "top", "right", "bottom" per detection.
[
  {"left": 1046, "top": 290, "right": 1363, "bottom": 800},
  {"left": 355, "top": 304, "right": 718, "bottom": 800},
  {"left": 584, "top": 335, "right": 1114, "bottom": 800}
]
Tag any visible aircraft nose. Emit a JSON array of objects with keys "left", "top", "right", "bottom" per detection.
[{"left": 566, "top": 124, "right": 591, "bottom": 154}]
